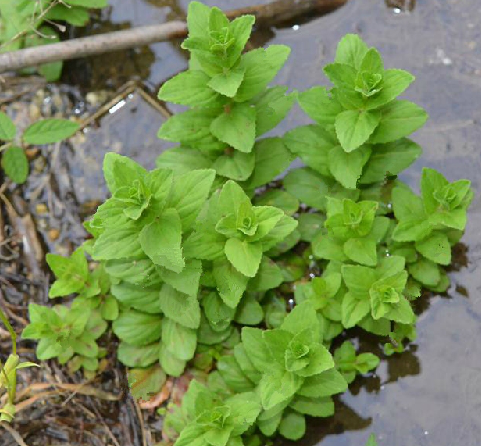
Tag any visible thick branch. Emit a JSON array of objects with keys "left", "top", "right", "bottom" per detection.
[{"left": 0, "top": 0, "right": 347, "bottom": 74}]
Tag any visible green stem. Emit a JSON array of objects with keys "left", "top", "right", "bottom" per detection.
[{"left": 0, "top": 307, "right": 17, "bottom": 404}]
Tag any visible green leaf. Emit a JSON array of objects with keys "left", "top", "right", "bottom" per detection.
[
  {"left": 344, "top": 238, "right": 378, "bottom": 266},
  {"left": 159, "top": 285, "right": 201, "bottom": 329},
  {"left": 213, "top": 260, "right": 249, "bottom": 308},
  {"left": 366, "top": 69, "right": 415, "bottom": 109},
  {"left": 225, "top": 238, "right": 262, "bottom": 278},
  {"left": 244, "top": 138, "right": 292, "bottom": 189},
  {"left": 341, "top": 292, "right": 371, "bottom": 328},
  {"left": 140, "top": 209, "right": 185, "bottom": 273},
  {"left": 335, "top": 109, "right": 381, "bottom": 152},
  {"left": 290, "top": 396, "right": 334, "bottom": 417},
  {"left": 156, "top": 147, "right": 212, "bottom": 174},
  {"left": 208, "top": 66, "right": 246, "bottom": 97},
  {"left": 22, "top": 119, "right": 80, "bottom": 145},
  {"left": 254, "top": 86, "right": 296, "bottom": 136},
  {"left": 235, "top": 46, "right": 291, "bottom": 102},
  {"left": 0, "top": 112, "right": 16, "bottom": 141},
  {"left": 297, "top": 213, "right": 325, "bottom": 242},
  {"left": 360, "top": 48, "right": 384, "bottom": 74},
  {"left": 168, "top": 169, "right": 216, "bottom": 231},
  {"left": 370, "top": 100, "right": 428, "bottom": 143},
  {"left": 248, "top": 257, "right": 283, "bottom": 292},
  {"left": 100, "top": 295, "right": 119, "bottom": 321},
  {"left": 254, "top": 190, "right": 299, "bottom": 216},
  {"left": 2, "top": 146, "right": 28, "bottom": 184},
  {"left": 102, "top": 153, "right": 148, "bottom": 195},
  {"left": 298, "top": 87, "right": 344, "bottom": 126},
  {"left": 202, "top": 292, "right": 235, "bottom": 332},
  {"left": 297, "top": 368, "right": 348, "bottom": 398},
  {"left": 241, "top": 327, "right": 272, "bottom": 372},
  {"left": 335, "top": 34, "right": 369, "bottom": 69},
  {"left": 112, "top": 311, "right": 162, "bottom": 346},
  {"left": 328, "top": 144, "right": 371, "bottom": 189},
  {"left": 128, "top": 365, "right": 166, "bottom": 400},
  {"left": 366, "top": 434, "right": 378, "bottom": 446},
  {"left": 235, "top": 295, "right": 263, "bottom": 325},
  {"left": 408, "top": 258, "right": 441, "bottom": 287},
  {"left": 415, "top": 233, "right": 451, "bottom": 265},
  {"left": 46, "top": 5, "right": 90, "bottom": 26},
  {"left": 111, "top": 282, "right": 160, "bottom": 314},
  {"left": 283, "top": 168, "right": 328, "bottom": 210},
  {"left": 118, "top": 342, "right": 159, "bottom": 368},
  {"left": 213, "top": 150, "right": 255, "bottom": 181},
  {"left": 217, "top": 356, "right": 254, "bottom": 393},
  {"left": 159, "top": 344, "right": 187, "bottom": 377},
  {"left": 210, "top": 103, "right": 256, "bottom": 153},
  {"left": 159, "top": 70, "right": 220, "bottom": 107},
  {"left": 284, "top": 125, "right": 336, "bottom": 177},
  {"left": 324, "top": 63, "right": 357, "bottom": 90},
  {"left": 162, "top": 318, "right": 197, "bottom": 361},
  {"left": 360, "top": 138, "right": 422, "bottom": 184},
  {"left": 64, "top": 0, "right": 107, "bottom": 7},
  {"left": 159, "top": 259, "right": 202, "bottom": 297},
  {"left": 279, "top": 412, "right": 306, "bottom": 440},
  {"left": 258, "top": 371, "right": 302, "bottom": 410},
  {"left": 281, "top": 301, "right": 320, "bottom": 336}
]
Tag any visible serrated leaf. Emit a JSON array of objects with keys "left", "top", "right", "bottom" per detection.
[
  {"left": 159, "top": 285, "right": 201, "bottom": 329},
  {"left": 244, "top": 138, "right": 293, "bottom": 189},
  {"left": 328, "top": 144, "right": 371, "bottom": 189},
  {"left": 370, "top": 100, "right": 428, "bottom": 143},
  {"left": 210, "top": 103, "right": 256, "bottom": 153},
  {"left": 225, "top": 238, "right": 262, "bottom": 278},
  {"left": 23, "top": 119, "right": 80, "bottom": 145},
  {"left": 112, "top": 311, "right": 162, "bottom": 346},
  {"left": 118, "top": 342, "right": 159, "bottom": 368},
  {"left": 140, "top": 209, "right": 185, "bottom": 273},
  {"left": 128, "top": 365, "right": 166, "bottom": 401},
  {"left": 335, "top": 109, "right": 381, "bottom": 152},
  {"left": 159, "top": 70, "right": 220, "bottom": 107},
  {"left": 360, "top": 138, "right": 422, "bottom": 184},
  {"left": 335, "top": 34, "right": 369, "bottom": 69}
]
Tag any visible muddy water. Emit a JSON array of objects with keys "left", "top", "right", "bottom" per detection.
[{"left": 60, "top": 0, "right": 481, "bottom": 444}]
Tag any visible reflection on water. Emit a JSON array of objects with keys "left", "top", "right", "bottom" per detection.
[{"left": 60, "top": 0, "right": 481, "bottom": 444}]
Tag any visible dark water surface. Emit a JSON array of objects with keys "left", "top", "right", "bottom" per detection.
[{"left": 65, "top": 0, "right": 481, "bottom": 444}]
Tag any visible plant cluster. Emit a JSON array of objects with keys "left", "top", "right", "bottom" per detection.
[
  {"left": 0, "top": 115, "right": 80, "bottom": 184},
  {"left": 21, "top": 2, "right": 473, "bottom": 444},
  {"left": 0, "top": 0, "right": 107, "bottom": 80}
]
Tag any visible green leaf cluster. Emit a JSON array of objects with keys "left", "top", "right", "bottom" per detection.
[
  {"left": 22, "top": 303, "right": 107, "bottom": 374},
  {"left": 0, "top": 114, "right": 80, "bottom": 184},
  {"left": 157, "top": 1, "right": 294, "bottom": 188},
  {"left": 0, "top": 0, "right": 106, "bottom": 80},
  {"left": 390, "top": 168, "right": 473, "bottom": 292},
  {"left": 286, "top": 34, "right": 426, "bottom": 190}
]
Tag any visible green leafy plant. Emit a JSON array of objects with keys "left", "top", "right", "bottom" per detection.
[
  {"left": 157, "top": 1, "right": 295, "bottom": 190},
  {"left": 22, "top": 303, "right": 107, "bottom": 374},
  {"left": 0, "top": 0, "right": 107, "bottom": 80},
  {"left": 20, "top": 4, "right": 474, "bottom": 445},
  {"left": 0, "top": 310, "right": 37, "bottom": 422},
  {"left": 0, "top": 114, "right": 80, "bottom": 184}
]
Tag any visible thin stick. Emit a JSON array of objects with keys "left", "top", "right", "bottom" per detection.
[
  {"left": 0, "top": 422, "right": 30, "bottom": 446},
  {"left": 0, "top": 0, "right": 348, "bottom": 74}
]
